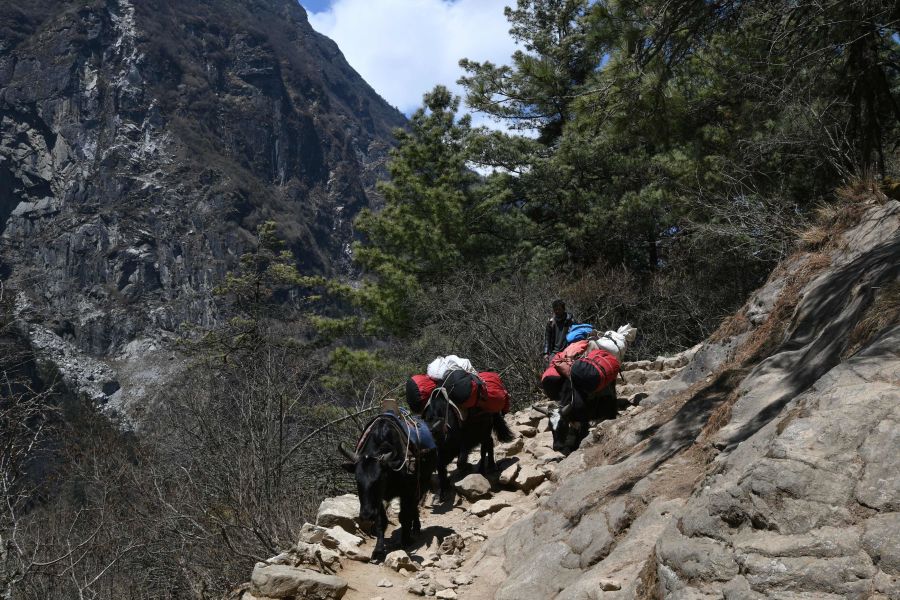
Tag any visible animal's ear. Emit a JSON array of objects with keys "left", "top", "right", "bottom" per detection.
[{"left": 341, "top": 461, "right": 356, "bottom": 473}]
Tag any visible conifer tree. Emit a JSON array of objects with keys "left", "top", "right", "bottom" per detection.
[{"left": 351, "top": 86, "right": 504, "bottom": 334}]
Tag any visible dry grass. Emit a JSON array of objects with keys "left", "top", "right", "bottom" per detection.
[
  {"left": 709, "top": 309, "right": 751, "bottom": 342},
  {"left": 695, "top": 368, "right": 750, "bottom": 441},
  {"left": 797, "top": 174, "right": 888, "bottom": 251},
  {"left": 883, "top": 176, "right": 900, "bottom": 201},
  {"left": 797, "top": 224, "right": 830, "bottom": 250},
  {"left": 636, "top": 547, "right": 661, "bottom": 600},
  {"left": 843, "top": 280, "right": 900, "bottom": 358}
]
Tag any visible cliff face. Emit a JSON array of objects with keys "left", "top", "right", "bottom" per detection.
[{"left": 0, "top": 0, "right": 404, "bottom": 400}]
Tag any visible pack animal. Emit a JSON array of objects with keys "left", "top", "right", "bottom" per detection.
[
  {"left": 536, "top": 325, "right": 636, "bottom": 455},
  {"left": 423, "top": 370, "right": 514, "bottom": 500},
  {"left": 339, "top": 415, "right": 435, "bottom": 561},
  {"left": 536, "top": 377, "right": 618, "bottom": 454}
]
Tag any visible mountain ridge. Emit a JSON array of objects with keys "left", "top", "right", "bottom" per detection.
[{"left": 0, "top": 0, "right": 405, "bottom": 404}]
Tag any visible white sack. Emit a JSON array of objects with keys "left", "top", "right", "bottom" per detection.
[
  {"left": 426, "top": 355, "right": 477, "bottom": 380},
  {"left": 588, "top": 323, "right": 637, "bottom": 360}
]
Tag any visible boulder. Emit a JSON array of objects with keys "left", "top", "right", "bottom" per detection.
[
  {"left": 249, "top": 563, "right": 348, "bottom": 599},
  {"left": 298, "top": 523, "right": 329, "bottom": 545},
  {"left": 515, "top": 464, "right": 547, "bottom": 492},
  {"left": 469, "top": 496, "right": 513, "bottom": 516},
  {"left": 598, "top": 578, "right": 621, "bottom": 591},
  {"left": 406, "top": 579, "right": 426, "bottom": 596},
  {"left": 432, "top": 573, "right": 456, "bottom": 591},
  {"left": 517, "top": 424, "right": 538, "bottom": 438},
  {"left": 534, "top": 480, "right": 554, "bottom": 497},
  {"left": 265, "top": 551, "right": 294, "bottom": 566},
  {"left": 324, "top": 526, "right": 365, "bottom": 560},
  {"left": 862, "top": 514, "right": 900, "bottom": 574},
  {"left": 498, "top": 462, "right": 520, "bottom": 486},
  {"left": 455, "top": 474, "right": 491, "bottom": 501},
  {"left": 515, "top": 410, "right": 543, "bottom": 426},
  {"left": 384, "top": 550, "right": 419, "bottom": 572},
  {"left": 500, "top": 437, "right": 524, "bottom": 456},
  {"left": 315, "top": 495, "right": 360, "bottom": 533},
  {"left": 439, "top": 533, "right": 466, "bottom": 555},
  {"left": 622, "top": 360, "right": 653, "bottom": 372},
  {"left": 293, "top": 541, "right": 341, "bottom": 572},
  {"left": 663, "top": 355, "right": 688, "bottom": 370},
  {"left": 624, "top": 370, "right": 648, "bottom": 385}
]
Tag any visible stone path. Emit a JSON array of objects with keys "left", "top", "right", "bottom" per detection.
[{"left": 233, "top": 350, "right": 694, "bottom": 600}]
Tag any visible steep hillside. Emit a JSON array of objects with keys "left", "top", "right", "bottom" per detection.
[
  {"left": 237, "top": 193, "right": 899, "bottom": 599},
  {"left": 0, "top": 0, "right": 404, "bottom": 403}
]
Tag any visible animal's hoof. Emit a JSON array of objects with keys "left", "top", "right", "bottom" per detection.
[{"left": 371, "top": 548, "right": 386, "bottom": 563}]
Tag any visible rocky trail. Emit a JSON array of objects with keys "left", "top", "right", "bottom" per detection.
[
  {"left": 234, "top": 196, "right": 899, "bottom": 600},
  {"left": 233, "top": 353, "right": 695, "bottom": 600}
]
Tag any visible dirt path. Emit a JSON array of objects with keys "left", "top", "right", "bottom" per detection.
[{"left": 340, "top": 456, "right": 543, "bottom": 599}]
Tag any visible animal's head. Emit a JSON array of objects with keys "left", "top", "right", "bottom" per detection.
[
  {"left": 422, "top": 389, "right": 448, "bottom": 440},
  {"left": 338, "top": 441, "right": 395, "bottom": 524},
  {"left": 533, "top": 405, "right": 576, "bottom": 455}
]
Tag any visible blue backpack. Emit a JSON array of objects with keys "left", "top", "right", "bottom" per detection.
[{"left": 566, "top": 323, "right": 593, "bottom": 344}]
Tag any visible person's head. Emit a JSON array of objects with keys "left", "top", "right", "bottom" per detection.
[{"left": 551, "top": 299, "right": 566, "bottom": 319}]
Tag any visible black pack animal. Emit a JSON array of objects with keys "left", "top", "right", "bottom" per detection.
[
  {"left": 340, "top": 415, "right": 436, "bottom": 561},
  {"left": 422, "top": 370, "right": 514, "bottom": 500},
  {"left": 536, "top": 377, "right": 618, "bottom": 455}
]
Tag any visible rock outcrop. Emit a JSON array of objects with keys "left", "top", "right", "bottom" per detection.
[
  {"left": 470, "top": 197, "right": 900, "bottom": 599},
  {"left": 0, "top": 0, "right": 405, "bottom": 408},
  {"left": 239, "top": 197, "right": 898, "bottom": 599}
]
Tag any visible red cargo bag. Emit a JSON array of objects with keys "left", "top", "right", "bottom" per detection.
[
  {"left": 465, "top": 371, "right": 511, "bottom": 414},
  {"left": 406, "top": 374, "right": 437, "bottom": 413},
  {"left": 571, "top": 349, "right": 620, "bottom": 394},
  {"left": 550, "top": 339, "right": 589, "bottom": 378}
]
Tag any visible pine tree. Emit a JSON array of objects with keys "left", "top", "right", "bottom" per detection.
[
  {"left": 351, "top": 86, "right": 507, "bottom": 334},
  {"left": 458, "top": 0, "right": 599, "bottom": 145}
]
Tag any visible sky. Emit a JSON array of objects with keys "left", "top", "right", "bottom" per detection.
[{"left": 301, "top": 0, "right": 518, "bottom": 126}]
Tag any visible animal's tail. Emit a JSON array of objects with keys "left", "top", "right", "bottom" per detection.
[{"left": 492, "top": 413, "right": 515, "bottom": 443}]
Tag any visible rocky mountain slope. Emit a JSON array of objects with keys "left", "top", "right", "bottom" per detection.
[
  {"left": 236, "top": 193, "right": 899, "bottom": 599},
  {"left": 0, "top": 0, "right": 405, "bottom": 405}
]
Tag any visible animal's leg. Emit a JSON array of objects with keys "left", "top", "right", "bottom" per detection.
[
  {"left": 371, "top": 506, "right": 389, "bottom": 562},
  {"left": 457, "top": 440, "right": 471, "bottom": 473},
  {"left": 399, "top": 493, "right": 416, "bottom": 546},
  {"left": 484, "top": 434, "right": 496, "bottom": 472},
  {"left": 437, "top": 449, "right": 452, "bottom": 502}
]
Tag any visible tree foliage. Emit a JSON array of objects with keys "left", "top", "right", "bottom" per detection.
[
  {"left": 460, "top": 0, "right": 895, "bottom": 270},
  {"left": 351, "top": 86, "right": 518, "bottom": 333},
  {"left": 350, "top": 0, "right": 898, "bottom": 352}
]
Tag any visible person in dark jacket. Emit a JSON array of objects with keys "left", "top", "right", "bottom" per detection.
[{"left": 542, "top": 299, "right": 575, "bottom": 360}]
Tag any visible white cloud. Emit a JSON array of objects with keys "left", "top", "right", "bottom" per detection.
[{"left": 308, "top": 0, "right": 517, "bottom": 127}]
